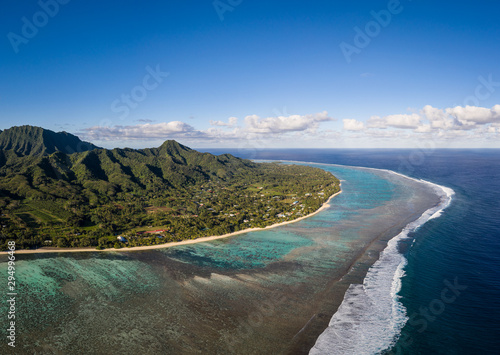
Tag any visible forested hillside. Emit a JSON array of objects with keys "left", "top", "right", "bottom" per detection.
[
  {"left": 0, "top": 125, "right": 99, "bottom": 156},
  {"left": 0, "top": 126, "right": 340, "bottom": 250}
]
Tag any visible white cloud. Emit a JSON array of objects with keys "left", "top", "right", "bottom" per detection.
[
  {"left": 365, "top": 116, "right": 384, "bottom": 129},
  {"left": 422, "top": 105, "right": 456, "bottom": 130},
  {"left": 421, "top": 105, "right": 447, "bottom": 121},
  {"left": 77, "top": 106, "right": 500, "bottom": 148},
  {"left": 446, "top": 105, "right": 500, "bottom": 124},
  {"left": 385, "top": 114, "right": 420, "bottom": 128},
  {"left": 414, "top": 124, "right": 432, "bottom": 133},
  {"left": 365, "top": 129, "right": 411, "bottom": 139},
  {"left": 244, "top": 111, "right": 333, "bottom": 133},
  {"left": 209, "top": 121, "right": 228, "bottom": 127},
  {"left": 343, "top": 119, "right": 365, "bottom": 131},
  {"left": 209, "top": 117, "right": 238, "bottom": 127},
  {"left": 367, "top": 113, "right": 421, "bottom": 129},
  {"left": 82, "top": 121, "right": 206, "bottom": 141},
  {"left": 336, "top": 104, "right": 500, "bottom": 147},
  {"left": 419, "top": 105, "right": 500, "bottom": 131},
  {"left": 80, "top": 112, "right": 333, "bottom": 143}
]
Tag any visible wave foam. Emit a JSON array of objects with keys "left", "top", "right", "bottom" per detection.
[{"left": 309, "top": 170, "right": 454, "bottom": 355}]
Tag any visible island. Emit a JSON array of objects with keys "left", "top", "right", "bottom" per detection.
[{"left": 0, "top": 126, "right": 340, "bottom": 251}]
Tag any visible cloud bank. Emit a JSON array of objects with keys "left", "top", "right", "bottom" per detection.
[
  {"left": 244, "top": 111, "right": 332, "bottom": 133},
  {"left": 83, "top": 121, "right": 207, "bottom": 140},
  {"left": 342, "top": 105, "right": 500, "bottom": 144},
  {"left": 79, "top": 105, "right": 500, "bottom": 148},
  {"left": 80, "top": 112, "right": 335, "bottom": 144}
]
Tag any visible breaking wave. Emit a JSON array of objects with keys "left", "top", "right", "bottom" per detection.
[{"left": 309, "top": 170, "right": 454, "bottom": 355}]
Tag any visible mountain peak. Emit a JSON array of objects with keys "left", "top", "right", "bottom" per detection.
[
  {"left": 157, "top": 140, "right": 192, "bottom": 154},
  {"left": 159, "top": 140, "right": 190, "bottom": 150},
  {"left": 0, "top": 125, "right": 100, "bottom": 156}
]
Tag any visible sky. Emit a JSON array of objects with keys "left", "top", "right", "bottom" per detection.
[{"left": 1, "top": 0, "right": 500, "bottom": 149}]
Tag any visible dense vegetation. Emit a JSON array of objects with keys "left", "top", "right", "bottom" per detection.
[
  {"left": 0, "top": 125, "right": 99, "bottom": 156},
  {"left": 0, "top": 126, "right": 340, "bottom": 251}
]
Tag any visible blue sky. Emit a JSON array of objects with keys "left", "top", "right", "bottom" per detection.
[{"left": 1, "top": 0, "right": 500, "bottom": 148}]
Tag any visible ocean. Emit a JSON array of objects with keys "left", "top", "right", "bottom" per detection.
[
  {"left": 1, "top": 149, "right": 499, "bottom": 354},
  {"left": 208, "top": 148, "right": 500, "bottom": 354}
]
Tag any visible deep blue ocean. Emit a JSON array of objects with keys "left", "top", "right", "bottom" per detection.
[
  {"left": 203, "top": 148, "right": 500, "bottom": 354},
  {"left": 1, "top": 149, "right": 498, "bottom": 354}
]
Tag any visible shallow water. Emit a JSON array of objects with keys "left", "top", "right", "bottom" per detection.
[
  {"left": 310, "top": 174, "right": 452, "bottom": 355},
  {"left": 0, "top": 164, "right": 440, "bottom": 354}
]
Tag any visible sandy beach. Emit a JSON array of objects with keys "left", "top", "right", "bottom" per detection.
[
  {"left": 4, "top": 166, "right": 446, "bottom": 355},
  {"left": 2, "top": 189, "right": 342, "bottom": 255}
]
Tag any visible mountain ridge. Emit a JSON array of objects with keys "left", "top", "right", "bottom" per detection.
[
  {"left": 0, "top": 125, "right": 100, "bottom": 156},
  {"left": 0, "top": 125, "right": 340, "bottom": 251},
  {"left": 0, "top": 125, "right": 257, "bottom": 201}
]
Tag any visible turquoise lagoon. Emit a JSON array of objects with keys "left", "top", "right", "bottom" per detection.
[{"left": 0, "top": 164, "right": 442, "bottom": 354}]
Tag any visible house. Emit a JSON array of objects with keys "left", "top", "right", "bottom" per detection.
[
  {"left": 137, "top": 229, "right": 168, "bottom": 235},
  {"left": 117, "top": 236, "right": 127, "bottom": 243},
  {"left": 145, "top": 229, "right": 168, "bottom": 234}
]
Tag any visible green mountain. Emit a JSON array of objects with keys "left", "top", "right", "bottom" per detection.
[
  {"left": 0, "top": 126, "right": 339, "bottom": 250},
  {"left": 0, "top": 132, "right": 255, "bottom": 202},
  {"left": 0, "top": 125, "right": 100, "bottom": 156}
]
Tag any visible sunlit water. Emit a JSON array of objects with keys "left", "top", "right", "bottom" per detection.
[{"left": 1, "top": 160, "right": 446, "bottom": 354}]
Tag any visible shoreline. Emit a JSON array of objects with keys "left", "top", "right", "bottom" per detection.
[
  {"left": 2, "top": 189, "right": 342, "bottom": 255},
  {"left": 307, "top": 168, "right": 453, "bottom": 355},
  {"left": 2, "top": 162, "right": 450, "bottom": 355},
  {"left": 279, "top": 167, "right": 449, "bottom": 354}
]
